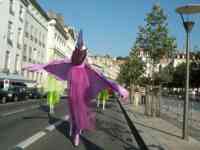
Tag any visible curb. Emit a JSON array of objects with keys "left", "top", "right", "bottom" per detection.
[{"left": 117, "top": 99, "right": 149, "bottom": 150}]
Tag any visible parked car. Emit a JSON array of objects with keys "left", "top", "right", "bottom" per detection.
[
  {"left": 0, "top": 81, "right": 28, "bottom": 103},
  {"left": 26, "top": 88, "right": 43, "bottom": 99},
  {"left": 0, "top": 87, "right": 14, "bottom": 104}
]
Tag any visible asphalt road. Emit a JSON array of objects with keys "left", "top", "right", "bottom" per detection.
[
  {"left": 0, "top": 99, "right": 68, "bottom": 150},
  {"left": 0, "top": 98, "right": 139, "bottom": 150}
]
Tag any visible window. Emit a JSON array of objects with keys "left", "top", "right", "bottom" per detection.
[
  {"left": 17, "top": 28, "right": 22, "bottom": 49},
  {"left": 35, "top": 29, "right": 37, "bottom": 43},
  {"left": 23, "top": 44, "right": 27, "bottom": 61},
  {"left": 4, "top": 51, "right": 10, "bottom": 70},
  {"left": 39, "top": 32, "right": 41, "bottom": 46},
  {"left": 9, "top": 0, "right": 14, "bottom": 15},
  {"left": 30, "top": 25, "right": 33, "bottom": 40},
  {"left": 7, "top": 21, "right": 13, "bottom": 45},
  {"left": 25, "top": 21, "right": 29, "bottom": 37},
  {"left": 42, "top": 35, "right": 45, "bottom": 48},
  {"left": 29, "top": 47, "right": 32, "bottom": 62},
  {"left": 33, "top": 48, "right": 37, "bottom": 63},
  {"left": 14, "top": 54, "right": 19, "bottom": 72},
  {"left": 19, "top": 5, "right": 24, "bottom": 21}
]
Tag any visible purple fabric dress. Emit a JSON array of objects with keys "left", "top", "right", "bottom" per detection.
[{"left": 25, "top": 30, "right": 129, "bottom": 135}]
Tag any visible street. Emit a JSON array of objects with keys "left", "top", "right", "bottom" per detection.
[{"left": 0, "top": 98, "right": 139, "bottom": 150}]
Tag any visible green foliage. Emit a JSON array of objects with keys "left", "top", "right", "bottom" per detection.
[
  {"left": 117, "top": 53, "right": 145, "bottom": 87},
  {"left": 135, "top": 4, "right": 176, "bottom": 65},
  {"left": 154, "top": 62, "right": 174, "bottom": 85},
  {"left": 162, "top": 61, "right": 200, "bottom": 88}
]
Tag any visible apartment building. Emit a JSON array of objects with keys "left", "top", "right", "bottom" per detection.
[
  {"left": 21, "top": 0, "right": 49, "bottom": 86},
  {"left": 0, "top": 0, "right": 28, "bottom": 78},
  {"left": 89, "top": 55, "right": 120, "bottom": 80}
]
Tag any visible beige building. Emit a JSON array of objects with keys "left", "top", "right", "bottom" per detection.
[{"left": 89, "top": 55, "right": 121, "bottom": 80}]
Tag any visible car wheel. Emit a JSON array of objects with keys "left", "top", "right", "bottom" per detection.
[
  {"left": 14, "top": 96, "right": 18, "bottom": 102},
  {"left": 1, "top": 97, "right": 6, "bottom": 104}
]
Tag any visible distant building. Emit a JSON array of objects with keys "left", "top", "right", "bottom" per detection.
[{"left": 89, "top": 55, "right": 121, "bottom": 80}]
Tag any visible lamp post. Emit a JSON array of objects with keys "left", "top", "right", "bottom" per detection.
[{"left": 176, "top": 4, "right": 200, "bottom": 140}]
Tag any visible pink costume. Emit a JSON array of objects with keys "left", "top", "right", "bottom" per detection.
[{"left": 25, "top": 30, "right": 129, "bottom": 146}]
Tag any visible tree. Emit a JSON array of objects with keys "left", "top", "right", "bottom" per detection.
[
  {"left": 117, "top": 52, "right": 145, "bottom": 102},
  {"left": 155, "top": 62, "right": 174, "bottom": 85},
  {"left": 134, "top": 4, "right": 177, "bottom": 117}
]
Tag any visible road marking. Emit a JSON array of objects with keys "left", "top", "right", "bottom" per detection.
[
  {"left": 13, "top": 115, "right": 70, "bottom": 149},
  {"left": 45, "top": 115, "right": 69, "bottom": 132},
  {"left": 0, "top": 105, "right": 40, "bottom": 117},
  {"left": 0, "top": 99, "right": 36, "bottom": 106},
  {"left": 15, "top": 131, "right": 46, "bottom": 149}
]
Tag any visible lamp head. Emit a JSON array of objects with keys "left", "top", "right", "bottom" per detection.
[{"left": 176, "top": 4, "right": 200, "bottom": 32}]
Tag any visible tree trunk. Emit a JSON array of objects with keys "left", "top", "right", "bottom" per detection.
[
  {"left": 145, "top": 86, "right": 151, "bottom": 116},
  {"left": 145, "top": 85, "right": 161, "bottom": 117},
  {"left": 153, "top": 86, "right": 161, "bottom": 117},
  {"left": 129, "top": 83, "right": 135, "bottom": 104}
]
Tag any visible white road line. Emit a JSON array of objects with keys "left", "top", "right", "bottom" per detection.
[
  {"left": 13, "top": 115, "right": 70, "bottom": 149},
  {"left": 1, "top": 109, "right": 26, "bottom": 117},
  {"left": 46, "top": 115, "right": 70, "bottom": 132},
  {"left": 1, "top": 105, "right": 40, "bottom": 117},
  {"left": 0, "top": 100, "right": 36, "bottom": 107},
  {"left": 15, "top": 131, "right": 46, "bottom": 149}
]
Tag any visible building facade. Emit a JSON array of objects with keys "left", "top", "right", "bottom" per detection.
[
  {"left": 0, "top": 0, "right": 27, "bottom": 76},
  {"left": 89, "top": 55, "right": 120, "bottom": 80},
  {"left": 0, "top": 0, "right": 77, "bottom": 89},
  {"left": 21, "top": 0, "right": 49, "bottom": 86}
]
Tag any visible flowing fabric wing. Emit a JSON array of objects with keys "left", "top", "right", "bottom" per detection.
[
  {"left": 24, "top": 59, "right": 72, "bottom": 81},
  {"left": 85, "top": 65, "right": 129, "bottom": 101}
]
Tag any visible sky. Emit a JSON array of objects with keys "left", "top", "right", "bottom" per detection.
[{"left": 38, "top": 0, "right": 200, "bottom": 57}]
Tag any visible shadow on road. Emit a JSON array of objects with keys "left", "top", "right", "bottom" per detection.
[
  {"left": 48, "top": 115, "right": 104, "bottom": 149},
  {"left": 23, "top": 116, "right": 48, "bottom": 120},
  {"left": 39, "top": 104, "right": 49, "bottom": 113},
  {"left": 96, "top": 118, "right": 138, "bottom": 150}
]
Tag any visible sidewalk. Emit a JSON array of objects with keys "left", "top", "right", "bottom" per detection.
[{"left": 123, "top": 104, "right": 200, "bottom": 150}]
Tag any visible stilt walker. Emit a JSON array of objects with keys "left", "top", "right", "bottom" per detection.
[
  {"left": 97, "top": 88, "right": 109, "bottom": 110},
  {"left": 47, "top": 75, "right": 61, "bottom": 114},
  {"left": 25, "top": 30, "right": 129, "bottom": 146}
]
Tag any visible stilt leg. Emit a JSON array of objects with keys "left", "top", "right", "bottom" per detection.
[
  {"left": 97, "top": 99, "right": 100, "bottom": 107},
  {"left": 69, "top": 121, "right": 73, "bottom": 136},
  {"left": 103, "top": 100, "right": 105, "bottom": 110},
  {"left": 74, "top": 133, "right": 80, "bottom": 146}
]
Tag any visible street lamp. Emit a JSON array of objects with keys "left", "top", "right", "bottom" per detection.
[{"left": 176, "top": 4, "right": 200, "bottom": 140}]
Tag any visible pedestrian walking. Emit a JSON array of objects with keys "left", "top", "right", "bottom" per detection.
[{"left": 25, "top": 30, "right": 129, "bottom": 146}]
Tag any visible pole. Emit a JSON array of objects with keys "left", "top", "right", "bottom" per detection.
[
  {"left": 183, "top": 29, "right": 190, "bottom": 140},
  {"left": 180, "top": 13, "right": 194, "bottom": 140}
]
